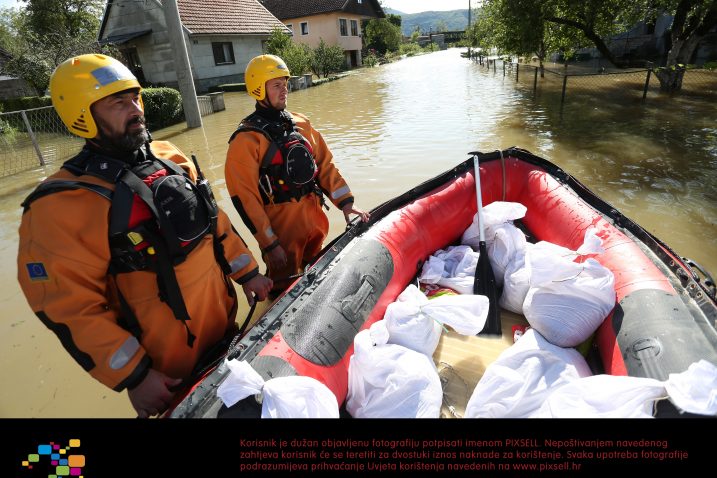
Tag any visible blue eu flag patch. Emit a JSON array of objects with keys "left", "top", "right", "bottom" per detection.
[{"left": 26, "top": 262, "right": 49, "bottom": 281}]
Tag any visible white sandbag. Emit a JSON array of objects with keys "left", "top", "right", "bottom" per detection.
[
  {"left": 384, "top": 284, "right": 491, "bottom": 356},
  {"left": 665, "top": 360, "right": 717, "bottom": 415},
  {"left": 346, "top": 328, "right": 442, "bottom": 418},
  {"left": 499, "top": 237, "right": 531, "bottom": 313},
  {"left": 464, "top": 329, "right": 591, "bottom": 418},
  {"left": 462, "top": 202, "right": 528, "bottom": 288},
  {"left": 524, "top": 258, "right": 616, "bottom": 347},
  {"left": 418, "top": 245, "right": 478, "bottom": 294},
  {"left": 216, "top": 359, "right": 340, "bottom": 418},
  {"left": 383, "top": 285, "right": 443, "bottom": 356},
  {"left": 461, "top": 201, "right": 527, "bottom": 251},
  {"left": 532, "top": 375, "right": 665, "bottom": 418},
  {"left": 421, "top": 293, "right": 489, "bottom": 335}
]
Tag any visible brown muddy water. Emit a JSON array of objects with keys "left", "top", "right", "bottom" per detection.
[{"left": 1, "top": 48, "right": 715, "bottom": 417}]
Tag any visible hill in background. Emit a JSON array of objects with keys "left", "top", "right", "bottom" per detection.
[{"left": 385, "top": 8, "right": 469, "bottom": 36}]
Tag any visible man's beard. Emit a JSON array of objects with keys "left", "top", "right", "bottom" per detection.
[{"left": 97, "top": 117, "right": 149, "bottom": 153}]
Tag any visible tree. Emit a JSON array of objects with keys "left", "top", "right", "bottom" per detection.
[
  {"left": 311, "top": 38, "right": 345, "bottom": 78},
  {"left": 651, "top": 0, "right": 717, "bottom": 91},
  {"left": 387, "top": 13, "right": 402, "bottom": 28},
  {"left": 24, "top": 0, "right": 103, "bottom": 37},
  {"left": 0, "top": 0, "right": 111, "bottom": 96},
  {"left": 477, "top": 0, "right": 717, "bottom": 91},
  {"left": 265, "top": 27, "right": 313, "bottom": 75},
  {"left": 363, "top": 18, "right": 402, "bottom": 54}
]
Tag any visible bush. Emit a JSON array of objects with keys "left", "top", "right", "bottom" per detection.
[
  {"left": 311, "top": 38, "right": 346, "bottom": 78},
  {"left": 265, "top": 27, "right": 314, "bottom": 75},
  {"left": 363, "top": 49, "right": 379, "bottom": 67},
  {"left": 399, "top": 43, "right": 422, "bottom": 57},
  {"left": 0, "top": 96, "right": 52, "bottom": 113},
  {"left": 141, "top": 87, "right": 185, "bottom": 131}
]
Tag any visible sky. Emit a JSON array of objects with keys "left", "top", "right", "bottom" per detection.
[
  {"left": 0, "top": 0, "right": 22, "bottom": 10},
  {"left": 0, "top": 1, "right": 474, "bottom": 14},
  {"left": 381, "top": 0, "right": 474, "bottom": 14}
]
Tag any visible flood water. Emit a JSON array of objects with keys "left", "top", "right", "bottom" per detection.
[{"left": 1, "top": 48, "right": 715, "bottom": 417}]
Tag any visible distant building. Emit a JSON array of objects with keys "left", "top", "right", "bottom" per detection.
[
  {"left": 0, "top": 48, "right": 36, "bottom": 100},
  {"left": 98, "top": 0, "right": 289, "bottom": 92},
  {"left": 260, "top": 0, "right": 385, "bottom": 68}
]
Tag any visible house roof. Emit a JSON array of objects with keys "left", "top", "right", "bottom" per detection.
[
  {"left": 259, "top": 0, "right": 384, "bottom": 20},
  {"left": 99, "top": 0, "right": 289, "bottom": 41},
  {"left": 177, "top": 0, "right": 289, "bottom": 35},
  {"left": 99, "top": 29, "right": 152, "bottom": 45}
]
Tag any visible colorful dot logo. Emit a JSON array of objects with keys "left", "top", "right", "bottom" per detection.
[{"left": 21, "top": 439, "right": 85, "bottom": 477}]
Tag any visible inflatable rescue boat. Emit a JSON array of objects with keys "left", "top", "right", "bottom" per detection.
[{"left": 169, "top": 148, "right": 717, "bottom": 418}]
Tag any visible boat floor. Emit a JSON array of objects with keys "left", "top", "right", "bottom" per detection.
[
  {"left": 434, "top": 311, "right": 529, "bottom": 418},
  {"left": 241, "top": 299, "right": 529, "bottom": 419}
]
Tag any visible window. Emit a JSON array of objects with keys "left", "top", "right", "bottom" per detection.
[
  {"left": 301, "top": 22, "right": 309, "bottom": 35},
  {"left": 339, "top": 18, "right": 348, "bottom": 36},
  {"left": 286, "top": 23, "right": 293, "bottom": 32},
  {"left": 350, "top": 19, "right": 358, "bottom": 36},
  {"left": 212, "top": 42, "right": 235, "bottom": 65},
  {"left": 357, "top": 0, "right": 362, "bottom": 3}
]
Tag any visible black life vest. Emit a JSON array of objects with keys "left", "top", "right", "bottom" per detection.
[
  {"left": 21, "top": 144, "right": 235, "bottom": 347},
  {"left": 229, "top": 111, "right": 326, "bottom": 207}
]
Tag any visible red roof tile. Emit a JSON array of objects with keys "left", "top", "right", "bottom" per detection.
[{"left": 177, "top": 0, "right": 289, "bottom": 35}]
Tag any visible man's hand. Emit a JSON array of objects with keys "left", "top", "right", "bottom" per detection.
[
  {"left": 266, "top": 245, "right": 288, "bottom": 269},
  {"left": 242, "top": 273, "right": 273, "bottom": 304},
  {"left": 128, "top": 369, "right": 182, "bottom": 418},
  {"left": 342, "top": 203, "right": 370, "bottom": 224}
]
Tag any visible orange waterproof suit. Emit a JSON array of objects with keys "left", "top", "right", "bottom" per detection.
[
  {"left": 17, "top": 141, "right": 260, "bottom": 392},
  {"left": 226, "top": 108, "right": 355, "bottom": 291}
]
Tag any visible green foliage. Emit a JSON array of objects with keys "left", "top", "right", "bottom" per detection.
[
  {"left": 311, "top": 38, "right": 346, "bottom": 78},
  {"left": 474, "top": 0, "right": 717, "bottom": 77},
  {"left": 387, "top": 13, "right": 402, "bottom": 28},
  {"left": 398, "top": 43, "right": 422, "bottom": 57},
  {"left": 25, "top": 0, "right": 104, "bottom": 37},
  {"left": 703, "top": 61, "right": 717, "bottom": 70},
  {"left": 264, "top": 27, "right": 313, "bottom": 75},
  {"left": 395, "top": 10, "right": 469, "bottom": 36},
  {"left": 0, "top": 95, "right": 52, "bottom": 112},
  {"left": 363, "top": 50, "right": 379, "bottom": 67},
  {"left": 141, "top": 87, "right": 185, "bottom": 131},
  {"left": 265, "top": 27, "right": 293, "bottom": 54},
  {"left": 1, "top": 1, "right": 118, "bottom": 96},
  {"left": 364, "top": 18, "right": 402, "bottom": 55}
]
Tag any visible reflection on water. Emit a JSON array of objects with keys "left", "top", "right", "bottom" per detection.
[{"left": 1, "top": 48, "right": 715, "bottom": 417}]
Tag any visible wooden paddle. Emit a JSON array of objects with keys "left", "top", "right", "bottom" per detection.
[{"left": 473, "top": 155, "right": 502, "bottom": 336}]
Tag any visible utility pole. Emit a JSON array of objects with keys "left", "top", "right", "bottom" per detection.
[
  {"left": 163, "top": 0, "right": 202, "bottom": 128},
  {"left": 467, "top": 0, "right": 472, "bottom": 58}
]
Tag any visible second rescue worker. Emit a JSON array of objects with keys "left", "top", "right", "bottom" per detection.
[{"left": 226, "top": 54, "right": 369, "bottom": 296}]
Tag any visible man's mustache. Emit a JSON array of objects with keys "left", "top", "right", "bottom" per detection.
[{"left": 127, "top": 116, "right": 146, "bottom": 128}]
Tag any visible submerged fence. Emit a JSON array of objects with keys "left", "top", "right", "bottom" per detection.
[
  {"left": 475, "top": 56, "right": 717, "bottom": 108},
  {"left": 0, "top": 93, "right": 226, "bottom": 178}
]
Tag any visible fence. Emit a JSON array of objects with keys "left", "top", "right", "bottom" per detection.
[
  {"left": 0, "top": 106, "right": 82, "bottom": 178},
  {"left": 475, "top": 55, "right": 717, "bottom": 108},
  {"left": 0, "top": 92, "right": 226, "bottom": 178}
]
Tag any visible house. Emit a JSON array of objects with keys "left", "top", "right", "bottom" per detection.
[
  {"left": 0, "top": 48, "right": 36, "bottom": 100},
  {"left": 98, "top": 0, "right": 290, "bottom": 92},
  {"left": 259, "top": 0, "right": 385, "bottom": 68}
]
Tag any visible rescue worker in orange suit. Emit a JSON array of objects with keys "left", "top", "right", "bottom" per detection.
[
  {"left": 226, "top": 54, "right": 369, "bottom": 297},
  {"left": 17, "top": 54, "right": 273, "bottom": 418}
]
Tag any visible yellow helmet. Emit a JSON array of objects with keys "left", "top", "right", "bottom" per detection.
[
  {"left": 245, "top": 54, "right": 290, "bottom": 101},
  {"left": 50, "top": 54, "right": 142, "bottom": 139}
]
